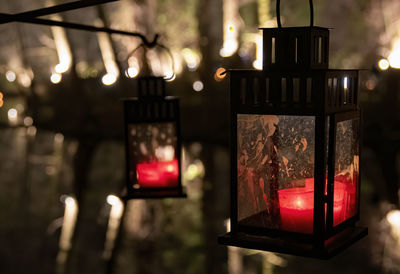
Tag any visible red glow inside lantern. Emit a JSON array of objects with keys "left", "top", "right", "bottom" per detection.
[
  {"left": 136, "top": 159, "right": 179, "bottom": 188},
  {"left": 278, "top": 178, "right": 356, "bottom": 234}
]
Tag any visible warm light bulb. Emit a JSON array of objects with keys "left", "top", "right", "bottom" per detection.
[
  {"left": 8, "top": 108, "right": 17, "bottom": 119},
  {"left": 378, "top": 59, "right": 389, "bottom": 70},
  {"left": 50, "top": 73, "right": 62, "bottom": 84},
  {"left": 102, "top": 73, "right": 117, "bottom": 86},
  {"left": 5, "top": 70, "right": 16, "bottom": 82},
  {"left": 296, "top": 199, "right": 302, "bottom": 207},
  {"left": 220, "top": 40, "right": 238, "bottom": 57},
  {"left": 164, "top": 72, "right": 176, "bottom": 82},
  {"left": 193, "top": 80, "right": 204, "bottom": 92},
  {"left": 55, "top": 63, "right": 70, "bottom": 74},
  {"left": 125, "top": 67, "right": 139, "bottom": 78},
  {"left": 65, "top": 196, "right": 76, "bottom": 207},
  {"left": 387, "top": 210, "right": 400, "bottom": 227},
  {"left": 252, "top": 59, "right": 263, "bottom": 70},
  {"left": 106, "top": 195, "right": 121, "bottom": 206}
]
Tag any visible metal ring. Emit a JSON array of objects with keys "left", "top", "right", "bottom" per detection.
[{"left": 276, "top": 0, "right": 314, "bottom": 28}]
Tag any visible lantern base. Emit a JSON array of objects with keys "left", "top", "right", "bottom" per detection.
[
  {"left": 218, "top": 226, "right": 367, "bottom": 259},
  {"left": 122, "top": 188, "right": 187, "bottom": 200}
]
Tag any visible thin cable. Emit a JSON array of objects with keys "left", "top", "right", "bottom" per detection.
[
  {"left": 156, "top": 43, "right": 176, "bottom": 80},
  {"left": 276, "top": 0, "right": 282, "bottom": 28},
  {"left": 276, "top": 0, "right": 314, "bottom": 28},
  {"left": 0, "top": 13, "right": 158, "bottom": 47},
  {"left": 0, "top": 0, "right": 118, "bottom": 25}
]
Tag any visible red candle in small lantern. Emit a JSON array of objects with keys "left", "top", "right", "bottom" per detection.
[
  {"left": 136, "top": 159, "right": 179, "bottom": 187},
  {"left": 278, "top": 178, "right": 347, "bottom": 234}
]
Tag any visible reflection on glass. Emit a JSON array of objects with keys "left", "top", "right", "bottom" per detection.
[
  {"left": 128, "top": 122, "right": 178, "bottom": 188},
  {"left": 237, "top": 114, "right": 315, "bottom": 234},
  {"left": 333, "top": 119, "right": 359, "bottom": 226}
]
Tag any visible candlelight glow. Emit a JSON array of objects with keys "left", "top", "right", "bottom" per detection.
[
  {"left": 155, "top": 145, "right": 175, "bottom": 161},
  {"left": 378, "top": 58, "right": 390, "bottom": 70}
]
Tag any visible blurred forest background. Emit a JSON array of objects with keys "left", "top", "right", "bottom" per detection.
[{"left": 1, "top": 0, "right": 400, "bottom": 273}]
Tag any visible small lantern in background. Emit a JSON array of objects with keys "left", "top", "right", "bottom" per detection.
[
  {"left": 123, "top": 76, "right": 185, "bottom": 199},
  {"left": 218, "top": 0, "right": 367, "bottom": 258}
]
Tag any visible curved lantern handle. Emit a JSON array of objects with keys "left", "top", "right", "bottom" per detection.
[
  {"left": 126, "top": 40, "right": 176, "bottom": 81},
  {"left": 276, "top": 0, "right": 314, "bottom": 28}
]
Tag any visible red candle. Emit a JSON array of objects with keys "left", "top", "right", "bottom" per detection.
[
  {"left": 278, "top": 178, "right": 347, "bottom": 234},
  {"left": 136, "top": 159, "right": 179, "bottom": 188}
]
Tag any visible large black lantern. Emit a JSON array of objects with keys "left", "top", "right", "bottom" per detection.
[
  {"left": 218, "top": 1, "right": 367, "bottom": 258},
  {"left": 123, "top": 76, "right": 185, "bottom": 199}
]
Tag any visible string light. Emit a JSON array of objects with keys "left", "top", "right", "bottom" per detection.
[
  {"left": 125, "top": 67, "right": 139, "bottom": 78},
  {"left": 5, "top": 71, "right": 16, "bottom": 82},
  {"left": 193, "top": 80, "right": 204, "bottom": 92},
  {"left": 8, "top": 108, "right": 18, "bottom": 125},
  {"left": 50, "top": 73, "right": 62, "bottom": 84},
  {"left": 378, "top": 59, "right": 389, "bottom": 70},
  {"left": 102, "top": 73, "right": 117, "bottom": 86}
]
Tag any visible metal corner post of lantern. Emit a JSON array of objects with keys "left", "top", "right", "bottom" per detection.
[
  {"left": 218, "top": 0, "right": 367, "bottom": 259},
  {"left": 122, "top": 76, "right": 186, "bottom": 199}
]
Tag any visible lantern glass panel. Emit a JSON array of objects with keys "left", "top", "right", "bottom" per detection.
[
  {"left": 237, "top": 114, "right": 315, "bottom": 234},
  {"left": 333, "top": 119, "right": 359, "bottom": 226},
  {"left": 127, "top": 122, "right": 179, "bottom": 189}
]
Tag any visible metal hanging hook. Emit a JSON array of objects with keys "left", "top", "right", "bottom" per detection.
[{"left": 276, "top": 0, "right": 314, "bottom": 28}]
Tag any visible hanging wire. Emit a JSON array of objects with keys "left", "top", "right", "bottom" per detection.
[
  {"left": 276, "top": 0, "right": 314, "bottom": 28},
  {"left": 156, "top": 43, "right": 176, "bottom": 80}
]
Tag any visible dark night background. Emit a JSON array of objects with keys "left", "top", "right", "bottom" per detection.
[{"left": 1, "top": 0, "right": 400, "bottom": 273}]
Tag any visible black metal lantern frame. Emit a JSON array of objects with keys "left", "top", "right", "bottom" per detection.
[
  {"left": 123, "top": 77, "right": 186, "bottom": 199},
  {"left": 218, "top": 2, "right": 367, "bottom": 259}
]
